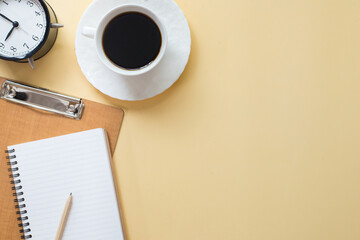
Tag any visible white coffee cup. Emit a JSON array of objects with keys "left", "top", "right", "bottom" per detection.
[{"left": 82, "top": 5, "right": 167, "bottom": 77}]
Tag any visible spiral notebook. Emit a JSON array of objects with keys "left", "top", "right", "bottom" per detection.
[{"left": 6, "top": 128, "right": 125, "bottom": 240}]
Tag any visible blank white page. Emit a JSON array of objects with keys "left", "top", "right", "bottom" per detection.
[{"left": 8, "top": 128, "right": 124, "bottom": 240}]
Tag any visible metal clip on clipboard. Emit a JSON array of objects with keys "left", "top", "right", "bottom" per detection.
[{"left": 0, "top": 80, "right": 84, "bottom": 120}]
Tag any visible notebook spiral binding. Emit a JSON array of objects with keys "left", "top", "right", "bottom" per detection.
[{"left": 6, "top": 149, "right": 32, "bottom": 239}]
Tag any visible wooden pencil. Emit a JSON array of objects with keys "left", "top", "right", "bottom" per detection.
[{"left": 55, "top": 193, "right": 72, "bottom": 240}]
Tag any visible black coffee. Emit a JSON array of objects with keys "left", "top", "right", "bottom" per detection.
[{"left": 102, "top": 12, "right": 162, "bottom": 70}]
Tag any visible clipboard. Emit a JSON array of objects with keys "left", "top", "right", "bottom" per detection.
[{"left": 0, "top": 77, "right": 124, "bottom": 239}]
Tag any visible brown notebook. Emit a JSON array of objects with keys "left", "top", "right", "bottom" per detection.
[{"left": 0, "top": 78, "right": 124, "bottom": 239}]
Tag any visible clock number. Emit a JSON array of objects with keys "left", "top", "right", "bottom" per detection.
[
  {"left": 2, "top": 0, "right": 9, "bottom": 5},
  {"left": 0, "top": 43, "right": 4, "bottom": 49},
  {"left": 36, "top": 23, "right": 43, "bottom": 29},
  {"left": 23, "top": 43, "right": 29, "bottom": 49},
  {"left": 10, "top": 46, "right": 17, "bottom": 52},
  {"left": 15, "top": 0, "right": 21, "bottom": 3},
  {"left": 27, "top": 1, "right": 33, "bottom": 7},
  {"left": 35, "top": 11, "right": 40, "bottom": 16},
  {"left": 32, "top": 35, "right": 39, "bottom": 41}
]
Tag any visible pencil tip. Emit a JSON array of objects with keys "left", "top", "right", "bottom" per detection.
[{"left": 70, "top": 193, "right": 72, "bottom": 195}]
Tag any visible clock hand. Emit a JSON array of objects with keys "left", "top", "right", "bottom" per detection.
[
  {"left": 5, "top": 21, "right": 19, "bottom": 41},
  {"left": 18, "top": 26, "right": 30, "bottom": 36},
  {"left": 0, "top": 13, "right": 14, "bottom": 24},
  {"left": 5, "top": 26, "right": 15, "bottom": 41}
]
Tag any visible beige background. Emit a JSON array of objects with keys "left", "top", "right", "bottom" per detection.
[{"left": 1, "top": 0, "right": 360, "bottom": 239}]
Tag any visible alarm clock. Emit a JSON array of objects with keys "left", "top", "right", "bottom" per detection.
[{"left": 0, "top": 0, "right": 63, "bottom": 68}]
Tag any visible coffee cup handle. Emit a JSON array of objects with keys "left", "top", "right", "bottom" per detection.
[{"left": 82, "top": 27, "right": 96, "bottom": 39}]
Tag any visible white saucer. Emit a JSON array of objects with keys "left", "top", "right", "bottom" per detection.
[{"left": 75, "top": 0, "right": 191, "bottom": 101}]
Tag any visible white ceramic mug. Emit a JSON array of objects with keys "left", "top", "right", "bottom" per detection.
[{"left": 82, "top": 5, "right": 167, "bottom": 77}]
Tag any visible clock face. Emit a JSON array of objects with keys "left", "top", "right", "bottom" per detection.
[{"left": 0, "top": 0, "right": 48, "bottom": 59}]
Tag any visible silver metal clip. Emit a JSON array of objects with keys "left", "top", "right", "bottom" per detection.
[{"left": 0, "top": 80, "right": 84, "bottom": 120}]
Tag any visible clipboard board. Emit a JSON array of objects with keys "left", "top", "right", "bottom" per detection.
[{"left": 0, "top": 77, "right": 124, "bottom": 239}]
